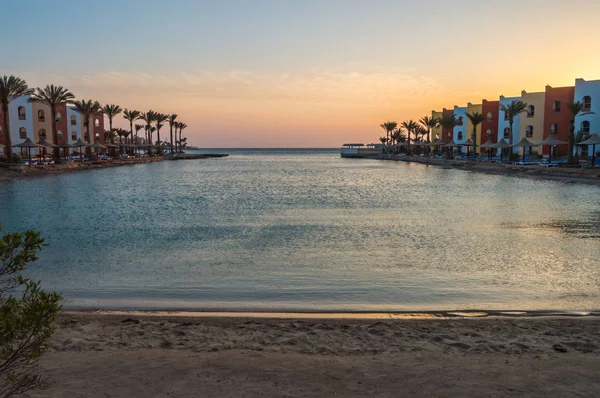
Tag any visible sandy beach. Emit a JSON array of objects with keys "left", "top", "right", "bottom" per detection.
[{"left": 24, "top": 313, "right": 600, "bottom": 397}]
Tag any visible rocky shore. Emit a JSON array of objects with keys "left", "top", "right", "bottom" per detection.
[
  {"left": 385, "top": 155, "right": 600, "bottom": 185},
  {"left": 0, "top": 153, "right": 227, "bottom": 182}
]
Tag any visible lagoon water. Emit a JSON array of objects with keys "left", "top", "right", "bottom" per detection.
[{"left": 1, "top": 149, "right": 599, "bottom": 311}]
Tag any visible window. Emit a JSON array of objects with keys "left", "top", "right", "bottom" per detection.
[
  {"left": 551, "top": 123, "right": 558, "bottom": 134},
  {"left": 553, "top": 101, "right": 561, "bottom": 112},
  {"left": 18, "top": 106, "right": 26, "bottom": 120},
  {"left": 94, "top": 118, "right": 100, "bottom": 127},
  {"left": 0, "top": 126, "right": 3, "bottom": 136},
  {"left": 526, "top": 125, "right": 533, "bottom": 137},
  {"left": 526, "top": 105, "right": 535, "bottom": 117},
  {"left": 503, "top": 127, "right": 510, "bottom": 139},
  {"left": 486, "top": 128, "right": 493, "bottom": 137},
  {"left": 486, "top": 112, "right": 493, "bottom": 121},
  {"left": 71, "top": 132, "right": 77, "bottom": 141},
  {"left": 71, "top": 115, "right": 77, "bottom": 125},
  {"left": 457, "top": 116, "right": 463, "bottom": 126},
  {"left": 38, "top": 109, "right": 45, "bottom": 122},
  {"left": 458, "top": 132, "right": 463, "bottom": 140},
  {"left": 503, "top": 111, "right": 509, "bottom": 121},
  {"left": 39, "top": 129, "right": 47, "bottom": 139},
  {"left": 583, "top": 96, "right": 591, "bottom": 112},
  {"left": 581, "top": 121, "right": 590, "bottom": 134},
  {"left": 19, "top": 127, "right": 27, "bottom": 139},
  {"left": 55, "top": 112, "right": 62, "bottom": 121},
  {"left": 57, "top": 130, "right": 63, "bottom": 138}
]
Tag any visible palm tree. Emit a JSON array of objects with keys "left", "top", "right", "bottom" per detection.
[
  {"left": 29, "top": 85, "right": 75, "bottom": 160},
  {"left": 134, "top": 124, "right": 144, "bottom": 144},
  {"left": 379, "top": 121, "right": 397, "bottom": 148},
  {"left": 139, "top": 110, "right": 155, "bottom": 154},
  {"left": 0, "top": 75, "right": 33, "bottom": 162},
  {"left": 72, "top": 100, "right": 102, "bottom": 145},
  {"left": 500, "top": 100, "right": 528, "bottom": 153},
  {"left": 566, "top": 101, "right": 592, "bottom": 164},
  {"left": 401, "top": 120, "right": 418, "bottom": 154},
  {"left": 177, "top": 122, "right": 187, "bottom": 153},
  {"left": 465, "top": 112, "right": 485, "bottom": 156},
  {"left": 438, "top": 113, "right": 457, "bottom": 158},
  {"left": 153, "top": 113, "right": 169, "bottom": 154},
  {"left": 104, "top": 129, "right": 116, "bottom": 144},
  {"left": 102, "top": 104, "right": 122, "bottom": 136},
  {"left": 419, "top": 116, "right": 436, "bottom": 143},
  {"left": 123, "top": 109, "right": 140, "bottom": 150},
  {"left": 167, "top": 114, "right": 178, "bottom": 154}
]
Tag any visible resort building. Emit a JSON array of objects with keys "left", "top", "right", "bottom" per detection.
[
  {"left": 441, "top": 108, "right": 454, "bottom": 143},
  {"left": 498, "top": 95, "right": 522, "bottom": 153},
  {"left": 481, "top": 99, "right": 499, "bottom": 153},
  {"left": 574, "top": 78, "right": 600, "bottom": 156},
  {"left": 519, "top": 90, "right": 546, "bottom": 154},
  {"left": 8, "top": 95, "right": 35, "bottom": 150},
  {"left": 466, "top": 102, "right": 483, "bottom": 151},
  {"left": 431, "top": 110, "right": 442, "bottom": 141},
  {"left": 453, "top": 105, "right": 468, "bottom": 151},
  {"left": 542, "top": 85, "right": 574, "bottom": 157}
]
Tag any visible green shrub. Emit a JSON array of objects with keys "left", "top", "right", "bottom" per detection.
[{"left": 0, "top": 223, "right": 62, "bottom": 397}]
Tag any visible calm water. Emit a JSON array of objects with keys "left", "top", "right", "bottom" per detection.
[{"left": 1, "top": 149, "right": 599, "bottom": 311}]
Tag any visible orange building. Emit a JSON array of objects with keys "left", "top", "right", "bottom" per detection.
[{"left": 542, "top": 85, "right": 574, "bottom": 157}]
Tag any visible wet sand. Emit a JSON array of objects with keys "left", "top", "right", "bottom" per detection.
[{"left": 26, "top": 313, "right": 600, "bottom": 397}]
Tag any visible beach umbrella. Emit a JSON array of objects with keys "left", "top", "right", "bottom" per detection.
[
  {"left": 460, "top": 139, "right": 475, "bottom": 156},
  {"left": 511, "top": 137, "right": 540, "bottom": 162},
  {"left": 37, "top": 138, "right": 57, "bottom": 161},
  {"left": 577, "top": 133, "right": 600, "bottom": 167},
  {"left": 480, "top": 139, "right": 494, "bottom": 160},
  {"left": 89, "top": 141, "right": 107, "bottom": 159},
  {"left": 72, "top": 138, "right": 90, "bottom": 161},
  {"left": 55, "top": 141, "right": 73, "bottom": 159},
  {"left": 13, "top": 138, "right": 44, "bottom": 166},
  {"left": 491, "top": 139, "right": 510, "bottom": 162},
  {"left": 538, "top": 134, "right": 568, "bottom": 163},
  {"left": 442, "top": 140, "right": 459, "bottom": 159}
]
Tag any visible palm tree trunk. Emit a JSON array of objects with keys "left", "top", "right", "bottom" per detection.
[
  {"left": 169, "top": 125, "right": 174, "bottom": 154},
  {"left": 568, "top": 120, "right": 576, "bottom": 164},
  {"left": 3, "top": 103, "right": 13, "bottom": 162},
  {"left": 50, "top": 104, "right": 60, "bottom": 160},
  {"left": 472, "top": 125, "right": 477, "bottom": 156},
  {"left": 509, "top": 120, "right": 514, "bottom": 155}
]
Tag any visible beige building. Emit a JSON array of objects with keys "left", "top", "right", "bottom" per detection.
[
  {"left": 466, "top": 102, "right": 483, "bottom": 149},
  {"left": 519, "top": 90, "right": 546, "bottom": 155}
]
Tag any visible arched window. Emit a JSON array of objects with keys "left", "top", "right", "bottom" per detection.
[
  {"left": 0, "top": 126, "right": 3, "bottom": 136},
  {"left": 553, "top": 101, "right": 561, "bottom": 112},
  {"left": 486, "top": 128, "right": 492, "bottom": 137},
  {"left": 526, "top": 125, "right": 533, "bottom": 137},
  {"left": 581, "top": 121, "right": 590, "bottom": 133},
  {"left": 551, "top": 123, "right": 558, "bottom": 134},
  {"left": 38, "top": 109, "right": 45, "bottom": 121},
  {"left": 458, "top": 131, "right": 463, "bottom": 140},
  {"left": 71, "top": 131, "right": 77, "bottom": 141},
  {"left": 71, "top": 115, "right": 77, "bottom": 126},
  {"left": 57, "top": 130, "right": 63, "bottom": 138},
  {"left": 19, "top": 127, "right": 27, "bottom": 139},
  {"left": 503, "top": 111, "right": 509, "bottom": 121},
  {"left": 39, "top": 129, "right": 47, "bottom": 139},
  {"left": 527, "top": 105, "right": 535, "bottom": 117},
  {"left": 55, "top": 112, "right": 62, "bottom": 121},
  {"left": 94, "top": 118, "right": 100, "bottom": 127},
  {"left": 486, "top": 112, "right": 493, "bottom": 121},
  {"left": 503, "top": 127, "right": 510, "bottom": 138},
  {"left": 457, "top": 116, "right": 463, "bottom": 126},
  {"left": 18, "top": 106, "right": 26, "bottom": 120},
  {"left": 583, "top": 96, "right": 591, "bottom": 111}
]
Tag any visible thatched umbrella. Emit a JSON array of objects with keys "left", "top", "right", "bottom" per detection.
[
  {"left": 37, "top": 138, "right": 57, "bottom": 162},
  {"left": 479, "top": 139, "right": 495, "bottom": 160},
  {"left": 72, "top": 138, "right": 90, "bottom": 161},
  {"left": 89, "top": 141, "right": 107, "bottom": 159},
  {"left": 56, "top": 141, "right": 73, "bottom": 159},
  {"left": 442, "top": 140, "right": 459, "bottom": 159},
  {"left": 538, "top": 134, "right": 567, "bottom": 163},
  {"left": 511, "top": 137, "right": 540, "bottom": 162},
  {"left": 577, "top": 133, "right": 600, "bottom": 167},
  {"left": 491, "top": 139, "right": 510, "bottom": 162},
  {"left": 459, "top": 139, "right": 475, "bottom": 156},
  {"left": 13, "top": 138, "right": 43, "bottom": 166}
]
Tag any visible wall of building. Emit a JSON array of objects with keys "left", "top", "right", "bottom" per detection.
[
  {"left": 92, "top": 112, "right": 105, "bottom": 144},
  {"left": 574, "top": 78, "right": 600, "bottom": 157},
  {"left": 453, "top": 105, "right": 468, "bottom": 152},
  {"left": 67, "top": 107, "right": 82, "bottom": 148},
  {"left": 441, "top": 108, "right": 454, "bottom": 143},
  {"left": 519, "top": 90, "right": 545, "bottom": 156},
  {"left": 0, "top": 107, "right": 5, "bottom": 155},
  {"left": 542, "top": 85, "right": 574, "bottom": 157},
  {"left": 431, "top": 110, "right": 442, "bottom": 141},
  {"left": 481, "top": 99, "right": 499, "bottom": 153},
  {"left": 7, "top": 95, "right": 34, "bottom": 155},
  {"left": 466, "top": 102, "right": 483, "bottom": 152},
  {"left": 498, "top": 95, "right": 522, "bottom": 155}
]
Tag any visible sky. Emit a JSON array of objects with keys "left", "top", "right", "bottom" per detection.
[{"left": 2, "top": 0, "right": 600, "bottom": 147}]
